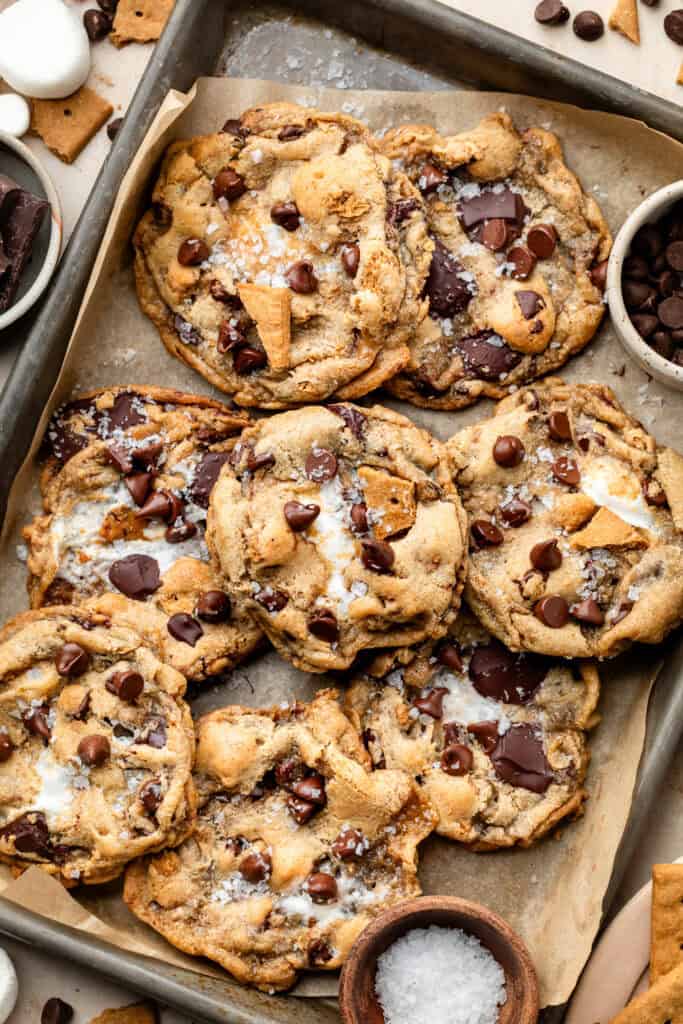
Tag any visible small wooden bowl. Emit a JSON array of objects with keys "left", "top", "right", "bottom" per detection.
[{"left": 339, "top": 896, "right": 539, "bottom": 1024}]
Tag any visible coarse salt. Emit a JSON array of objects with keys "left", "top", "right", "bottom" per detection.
[{"left": 374, "top": 925, "right": 506, "bottom": 1024}]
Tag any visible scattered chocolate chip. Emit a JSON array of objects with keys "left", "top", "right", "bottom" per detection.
[
  {"left": 548, "top": 410, "right": 572, "bottom": 442},
  {"left": 329, "top": 403, "right": 366, "bottom": 437},
  {"left": 290, "top": 773, "right": 326, "bottom": 805},
  {"left": 1, "top": 812, "right": 52, "bottom": 858},
  {"left": 493, "top": 434, "right": 525, "bottom": 468},
  {"left": 124, "top": 472, "right": 153, "bottom": 507},
  {"left": 234, "top": 346, "right": 268, "bottom": 375},
  {"left": 107, "top": 117, "right": 123, "bottom": 141},
  {"left": 467, "top": 720, "right": 500, "bottom": 754},
  {"left": 139, "top": 779, "right": 162, "bottom": 815},
  {"left": 664, "top": 9, "right": 683, "bottom": 44},
  {"left": 490, "top": 723, "right": 553, "bottom": 793},
  {"left": 0, "top": 732, "right": 14, "bottom": 762},
  {"left": 441, "top": 743, "right": 473, "bottom": 776},
  {"left": 425, "top": 239, "right": 472, "bottom": 317},
  {"left": 527, "top": 223, "right": 558, "bottom": 258},
  {"left": 535, "top": 0, "right": 570, "bottom": 23},
  {"left": 419, "top": 162, "right": 448, "bottom": 193},
  {"left": 177, "top": 238, "right": 209, "bottom": 267},
  {"left": 270, "top": 201, "right": 300, "bottom": 231},
  {"left": 308, "top": 610, "right": 339, "bottom": 644},
  {"left": 55, "top": 642, "right": 90, "bottom": 677},
  {"left": 437, "top": 643, "right": 463, "bottom": 672},
  {"left": 108, "top": 554, "right": 161, "bottom": 600},
  {"left": 84, "top": 8, "right": 112, "bottom": 40},
  {"left": 552, "top": 455, "right": 580, "bottom": 486},
  {"left": 573, "top": 10, "right": 604, "bottom": 39},
  {"left": 499, "top": 498, "right": 532, "bottom": 527},
  {"left": 213, "top": 168, "right": 246, "bottom": 202},
  {"left": 530, "top": 539, "right": 563, "bottom": 572},
  {"left": 106, "top": 669, "right": 144, "bottom": 702},
  {"left": 41, "top": 998, "right": 73, "bottom": 1024},
  {"left": 469, "top": 641, "right": 550, "bottom": 703},
  {"left": 77, "top": 734, "right": 110, "bottom": 767},
  {"left": 285, "top": 260, "right": 318, "bottom": 294},
  {"left": 361, "top": 538, "right": 395, "bottom": 572},
  {"left": 240, "top": 850, "right": 271, "bottom": 883},
  {"left": 571, "top": 598, "right": 605, "bottom": 625},
  {"left": 589, "top": 259, "right": 608, "bottom": 291},
  {"left": 305, "top": 447, "right": 338, "bottom": 482},
  {"left": 306, "top": 872, "right": 338, "bottom": 903},
  {"left": 516, "top": 289, "right": 545, "bottom": 320},
  {"left": 341, "top": 243, "right": 360, "bottom": 277},
  {"left": 331, "top": 828, "right": 366, "bottom": 860},
  {"left": 632, "top": 313, "right": 660, "bottom": 339},
  {"left": 507, "top": 245, "right": 537, "bottom": 280},
  {"left": 190, "top": 451, "right": 231, "bottom": 508},
  {"left": 23, "top": 705, "right": 51, "bottom": 743},
  {"left": 136, "top": 489, "right": 181, "bottom": 523},
  {"left": 658, "top": 296, "right": 683, "bottom": 330},
  {"left": 167, "top": 613, "right": 204, "bottom": 647},
  {"left": 534, "top": 595, "right": 569, "bottom": 628},
  {"left": 455, "top": 330, "right": 522, "bottom": 381},
  {"left": 481, "top": 218, "right": 509, "bottom": 252},
  {"left": 350, "top": 502, "right": 369, "bottom": 534},
  {"left": 413, "top": 687, "right": 449, "bottom": 719},
  {"left": 470, "top": 519, "right": 504, "bottom": 548},
  {"left": 255, "top": 589, "right": 288, "bottom": 613},
  {"left": 196, "top": 591, "right": 232, "bottom": 623},
  {"left": 287, "top": 795, "right": 318, "bottom": 825}
]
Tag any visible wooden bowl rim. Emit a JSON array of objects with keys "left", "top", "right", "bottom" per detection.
[{"left": 339, "top": 896, "right": 539, "bottom": 1024}]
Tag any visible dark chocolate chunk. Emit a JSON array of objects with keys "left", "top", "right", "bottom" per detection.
[
  {"left": 144, "top": 717, "right": 167, "bottom": 749},
  {"left": 552, "top": 455, "right": 580, "bottom": 486},
  {"left": 84, "top": 9, "right": 112, "bottom": 40},
  {"left": 177, "top": 238, "right": 209, "bottom": 266},
  {"left": 174, "top": 315, "right": 202, "bottom": 345},
  {"left": 499, "top": 498, "right": 532, "bottom": 527},
  {"left": 55, "top": 642, "right": 90, "bottom": 677},
  {"left": 425, "top": 239, "right": 472, "bottom": 317},
  {"left": 306, "top": 872, "right": 338, "bottom": 903},
  {"left": 490, "top": 723, "right": 553, "bottom": 793},
  {"left": 255, "top": 589, "right": 288, "bottom": 612},
  {"left": 167, "top": 613, "right": 204, "bottom": 647},
  {"left": 664, "top": 9, "right": 683, "bottom": 44},
  {"left": 77, "top": 734, "right": 110, "bottom": 767},
  {"left": 437, "top": 643, "right": 463, "bottom": 672},
  {"left": 308, "top": 610, "right": 339, "bottom": 644},
  {"left": 572, "top": 10, "right": 605, "bottom": 40},
  {"left": 527, "top": 223, "right": 558, "bottom": 258},
  {"left": 139, "top": 779, "right": 162, "bottom": 815},
  {"left": 516, "top": 289, "right": 545, "bottom": 320},
  {"left": 106, "top": 669, "right": 144, "bottom": 702},
  {"left": 571, "top": 598, "right": 605, "bottom": 625},
  {"left": 0, "top": 731, "right": 14, "bottom": 762},
  {"left": 548, "top": 410, "right": 572, "bottom": 441},
  {"left": 289, "top": 773, "right": 326, "bottom": 805},
  {"left": 419, "top": 162, "right": 448, "bottom": 194},
  {"left": 493, "top": 434, "right": 525, "bottom": 467},
  {"left": 459, "top": 187, "right": 526, "bottom": 229},
  {"left": 108, "top": 554, "right": 161, "bottom": 600},
  {"left": 507, "top": 245, "right": 537, "bottom": 280},
  {"left": 213, "top": 168, "right": 246, "bottom": 202},
  {"left": 196, "top": 591, "right": 232, "bottom": 623},
  {"left": 470, "top": 519, "right": 504, "bottom": 547},
  {"left": 107, "top": 117, "right": 123, "bottom": 141},
  {"left": 270, "top": 201, "right": 300, "bottom": 231},
  {"left": 1, "top": 812, "right": 52, "bottom": 858},
  {"left": 0, "top": 174, "right": 49, "bottom": 313},
  {"left": 190, "top": 451, "right": 231, "bottom": 508},
  {"left": 331, "top": 827, "right": 367, "bottom": 860},
  {"left": 234, "top": 346, "right": 268, "bottom": 375},
  {"left": 341, "top": 243, "right": 360, "bottom": 277},
  {"left": 454, "top": 330, "right": 522, "bottom": 381},
  {"left": 240, "top": 851, "right": 271, "bottom": 883},
  {"left": 361, "top": 539, "right": 395, "bottom": 572},
  {"left": 413, "top": 687, "right": 449, "bottom": 719},
  {"left": 467, "top": 720, "right": 500, "bottom": 754},
  {"left": 530, "top": 539, "right": 563, "bottom": 572},
  {"left": 285, "top": 260, "right": 318, "bottom": 294},
  {"left": 535, "top": 0, "right": 570, "bottom": 23},
  {"left": 533, "top": 595, "right": 570, "bottom": 628},
  {"left": 469, "top": 641, "right": 550, "bottom": 703},
  {"left": 440, "top": 743, "right": 473, "bottom": 776},
  {"left": 284, "top": 501, "right": 320, "bottom": 531},
  {"left": 41, "top": 998, "right": 73, "bottom": 1024},
  {"left": 23, "top": 704, "right": 52, "bottom": 743},
  {"left": 305, "top": 447, "right": 338, "bottom": 482},
  {"left": 328, "top": 403, "right": 366, "bottom": 437}
]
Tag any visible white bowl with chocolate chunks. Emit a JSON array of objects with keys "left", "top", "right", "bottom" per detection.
[{"left": 607, "top": 181, "right": 683, "bottom": 390}]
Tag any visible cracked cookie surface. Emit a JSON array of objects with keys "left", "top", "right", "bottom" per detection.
[
  {"left": 448, "top": 379, "right": 683, "bottom": 657},
  {"left": 206, "top": 402, "right": 468, "bottom": 673},
  {"left": 134, "top": 102, "right": 432, "bottom": 408},
  {"left": 377, "top": 113, "right": 611, "bottom": 409},
  {"left": 346, "top": 610, "right": 600, "bottom": 849},
  {"left": 25, "top": 387, "right": 262, "bottom": 682},
  {"left": 0, "top": 606, "right": 195, "bottom": 886},
  {"left": 124, "top": 690, "right": 435, "bottom": 991}
]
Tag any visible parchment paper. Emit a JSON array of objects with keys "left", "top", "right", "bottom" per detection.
[{"left": 0, "top": 77, "right": 681, "bottom": 1010}]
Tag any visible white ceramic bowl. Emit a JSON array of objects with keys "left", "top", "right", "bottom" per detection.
[
  {"left": 607, "top": 180, "right": 683, "bottom": 391},
  {"left": 0, "top": 130, "right": 62, "bottom": 331}
]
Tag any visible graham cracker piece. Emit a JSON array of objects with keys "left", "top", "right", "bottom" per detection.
[
  {"left": 608, "top": 0, "right": 640, "bottom": 43},
  {"left": 90, "top": 1003, "right": 158, "bottom": 1024},
  {"left": 357, "top": 466, "right": 416, "bottom": 539},
  {"left": 678, "top": 63, "right": 683, "bottom": 86},
  {"left": 550, "top": 493, "right": 597, "bottom": 532},
  {"left": 651, "top": 864, "right": 683, "bottom": 983},
  {"left": 31, "top": 88, "right": 113, "bottom": 164},
  {"left": 610, "top": 961, "right": 683, "bottom": 1022},
  {"left": 110, "top": 0, "right": 175, "bottom": 47},
  {"left": 656, "top": 448, "right": 683, "bottom": 531},
  {"left": 570, "top": 506, "right": 646, "bottom": 549},
  {"left": 237, "top": 283, "right": 291, "bottom": 371}
]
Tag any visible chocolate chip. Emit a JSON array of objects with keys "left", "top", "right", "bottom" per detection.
[
  {"left": 1, "top": 812, "right": 52, "bottom": 858},
  {"left": 306, "top": 872, "right": 338, "bottom": 903},
  {"left": 623, "top": 255, "right": 649, "bottom": 281},
  {"left": 425, "top": 239, "right": 472, "bottom": 317},
  {"left": 0, "top": 732, "right": 14, "bottom": 762},
  {"left": 234, "top": 346, "right": 268, "bottom": 375},
  {"left": 97, "top": 0, "right": 118, "bottom": 12},
  {"left": 658, "top": 296, "right": 683, "bottom": 329},
  {"left": 467, "top": 721, "right": 500, "bottom": 754},
  {"left": 305, "top": 447, "right": 338, "bottom": 482},
  {"left": 109, "top": 554, "right": 161, "bottom": 600},
  {"left": 589, "top": 259, "right": 608, "bottom": 291},
  {"left": 106, "top": 669, "right": 144, "bottom": 702},
  {"left": 167, "top": 613, "right": 204, "bottom": 647},
  {"left": 275, "top": 757, "right": 306, "bottom": 788},
  {"left": 77, "top": 733, "right": 110, "bottom": 767},
  {"left": 136, "top": 489, "right": 181, "bottom": 523},
  {"left": 350, "top": 502, "right": 369, "bottom": 534},
  {"left": 490, "top": 723, "right": 553, "bottom": 793},
  {"left": 499, "top": 498, "right": 532, "bottom": 527},
  {"left": 455, "top": 330, "right": 522, "bottom": 381},
  {"left": 460, "top": 187, "right": 527, "bottom": 229},
  {"left": 309, "top": 940, "right": 333, "bottom": 966},
  {"left": 534, "top": 595, "right": 569, "bottom": 628},
  {"left": 255, "top": 589, "right": 288, "bottom": 613},
  {"left": 190, "top": 451, "right": 231, "bottom": 508},
  {"left": 152, "top": 201, "right": 172, "bottom": 228},
  {"left": 481, "top": 218, "right": 509, "bottom": 252},
  {"left": 331, "top": 828, "right": 366, "bottom": 860},
  {"left": 469, "top": 641, "right": 550, "bottom": 703},
  {"left": 341, "top": 243, "right": 360, "bottom": 277},
  {"left": 493, "top": 434, "right": 525, "bottom": 468},
  {"left": 535, "top": 0, "right": 570, "bottom": 23},
  {"left": 419, "top": 162, "right": 448, "bottom": 194},
  {"left": 247, "top": 450, "right": 276, "bottom": 473},
  {"left": 107, "top": 117, "right": 123, "bottom": 142},
  {"left": 573, "top": 10, "right": 604, "bottom": 39},
  {"left": 124, "top": 472, "right": 153, "bottom": 507},
  {"left": 507, "top": 245, "right": 537, "bottom": 280},
  {"left": 55, "top": 642, "right": 90, "bottom": 677},
  {"left": 441, "top": 743, "right": 473, "bottom": 776},
  {"left": 144, "top": 718, "right": 167, "bottom": 748},
  {"left": 387, "top": 199, "right": 419, "bottom": 225},
  {"left": 665, "top": 10, "right": 683, "bottom": 44},
  {"left": 217, "top": 321, "right": 246, "bottom": 354},
  {"left": 23, "top": 705, "right": 51, "bottom": 743},
  {"left": 571, "top": 598, "right": 605, "bottom": 625},
  {"left": 632, "top": 314, "right": 660, "bottom": 339},
  {"left": 633, "top": 223, "right": 665, "bottom": 260},
  {"left": 644, "top": 478, "right": 668, "bottom": 507},
  {"left": 290, "top": 773, "right": 326, "bottom": 805},
  {"left": 308, "top": 610, "right": 339, "bottom": 644},
  {"left": 413, "top": 687, "right": 449, "bottom": 719},
  {"left": 285, "top": 260, "right": 318, "bottom": 294},
  {"left": 666, "top": 241, "right": 683, "bottom": 271},
  {"left": 623, "top": 279, "right": 656, "bottom": 311},
  {"left": 196, "top": 591, "right": 232, "bottom": 623},
  {"left": 278, "top": 124, "right": 305, "bottom": 140},
  {"left": 240, "top": 851, "right": 271, "bottom": 883},
  {"left": 287, "top": 795, "right": 318, "bottom": 825},
  {"left": 139, "top": 779, "right": 162, "bottom": 815},
  {"left": 361, "top": 539, "right": 395, "bottom": 572},
  {"left": 166, "top": 519, "right": 198, "bottom": 544},
  {"left": 437, "top": 643, "right": 463, "bottom": 672},
  {"left": 213, "top": 168, "right": 246, "bottom": 202},
  {"left": 270, "top": 201, "right": 300, "bottom": 231},
  {"left": 328, "top": 403, "right": 366, "bottom": 437},
  {"left": 530, "top": 539, "right": 562, "bottom": 572},
  {"left": 656, "top": 270, "right": 677, "bottom": 297},
  {"left": 84, "top": 9, "right": 112, "bottom": 40},
  {"left": 552, "top": 456, "right": 580, "bottom": 486},
  {"left": 470, "top": 519, "right": 504, "bottom": 548},
  {"left": 177, "top": 238, "right": 209, "bottom": 266},
  {"left": 516, "top": 290, "right": 544, "bottom": 320},
  {"left": 527, "top": 223, "right": 558, "bottom": 258},
  {"left": 41, "top": 999, "right": 74, "bottom": 1024}
]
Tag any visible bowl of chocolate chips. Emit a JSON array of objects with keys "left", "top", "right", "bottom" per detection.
[
  {"left": 607, "top": 181, "right": 683, "bottom": 390},
  {"left": 0, "top": 130, "right": 61, "bottom": 330}
]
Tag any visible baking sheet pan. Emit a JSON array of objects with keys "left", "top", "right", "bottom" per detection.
[{"left": 0, "top": 2, "right": 682, "bottom": 1023}]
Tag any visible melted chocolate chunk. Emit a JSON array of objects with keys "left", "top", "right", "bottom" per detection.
[
  {"left": 328, "top": 403, "right": 366, "bottom": 438},
  {"left": 425, "top": 239, "right": 473, "bottom": 317},
  {"left": 413, "top": 687, "right": 449, "bottom": 719},
  {"left": 454, "top": 330, "right": 522, "bottom": 382},
  {"left": 490, "top": 723, "right": 553, "bottom": 793},
  {"left": 167, "top": 613, "right": 204, "bottom": 647},
  {"left": 144, "top": 717, "right": 167, "bottom": 749},
  {"left": 255, "top": 589, "right": 288, "bottom": 613},
  {"left": 305, "top": 447, "right": 338, "bottom": 482},
  {"left": 466, "top": 720, "right": 500, "bottom": 754},
  {"left": 516, "top": 290, "right": 545, "bottom": 320},
  {"left": 109, "top": 554, "right": 161, "bottom": 600},
  {"left": 459, "top": 187, "right": 528, "bottom": 230},
  {"left": 308, "top": 610, "right": 339, "bottom": 644},
  {"left": 469, "top": 641, "right": 551, "bottom": 704},
  {"left": 55, "top": 642, "right": 90, "bottom": 677},
  {"left": 190, "top": 451, "right": 231, "bottom": 508},
  {"left": 0, "top": 812, "right": 52, "bottom": 858}
]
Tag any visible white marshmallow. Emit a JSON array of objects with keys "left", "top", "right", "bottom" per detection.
[
  {"left": 0, "top": 948, "right": 18, "bottom": 1024},
  {"left": 0, "top": 94, "right": 31, "bottom": 138},
  {"left": 0, "top": 0, "right": 91, "bottom": 100}
]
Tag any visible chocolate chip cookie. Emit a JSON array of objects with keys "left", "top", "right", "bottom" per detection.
[
  {"left": 448, "top": 379, "right": 683, "bottom": 657},
  {"left": 206, "top": 402, "right": 468, "bottom": 673},
  {"left": 0, "top": 606, "right": 195, "bottom": 886},
  {"left": 346, "top": 609, "right": 600, "bottom": 849},
  {"left": 25, "top": 387, "right": 263, "bottom": 681},
  {"left": 124, "top": 690, "right": 435, "bottom": 991},
  {"left": 134, "top": 102, "right": 432, "bottom": 408},
  {"left": 378, "top": 113, "right": 612, "bottom": 409}
]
